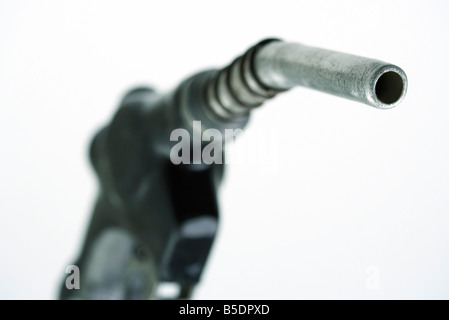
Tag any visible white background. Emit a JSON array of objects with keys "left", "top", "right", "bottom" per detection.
[{"left": 1, "top": 0, "right": 448, "bottom": 299}]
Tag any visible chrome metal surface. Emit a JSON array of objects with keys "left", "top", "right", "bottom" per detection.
[
  {"left": 203, "top": 39, "right": 407, "bottom": 122},
  {"left": 254, "top": 41, "right": 408, "bottom": 109}
]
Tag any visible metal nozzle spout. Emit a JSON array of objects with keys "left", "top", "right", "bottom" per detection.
[
  {"left": 198, "top": 39, "right": 407, "bottom": 128},
  {"left": 254, "top": 41, "right": 408, "bottom": 109}
]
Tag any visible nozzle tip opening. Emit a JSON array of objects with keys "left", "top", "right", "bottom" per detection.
[{"left": 372, "top": 67, "right": 407, "bottom": 109}]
